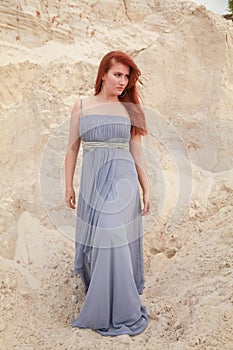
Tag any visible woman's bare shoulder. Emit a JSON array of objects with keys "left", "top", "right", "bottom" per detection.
[
  {"left": 82, "top": 96, "right": 98, "bottom": 109},
  {"left": 71, "top": 99, "right": 81, "bottom": 118},
  {"left": 71, "top": 96, "right": 97, "bottom": 117}
]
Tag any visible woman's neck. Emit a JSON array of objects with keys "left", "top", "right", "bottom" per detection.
[{"left": 96, "top": 90, "right": 119, "bottom": 103}]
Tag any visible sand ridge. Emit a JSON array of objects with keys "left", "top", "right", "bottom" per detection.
[{"left": 0, "top": 1, "right": 233, "bottom": 349}]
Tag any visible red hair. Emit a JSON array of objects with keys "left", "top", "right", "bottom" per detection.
[{"left": 94, "top": 50, "right": 147, "bottom": 136}]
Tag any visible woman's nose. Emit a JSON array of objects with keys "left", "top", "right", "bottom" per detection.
[{"left": 120, "top": 76, "right": 127, "bottom": 85}]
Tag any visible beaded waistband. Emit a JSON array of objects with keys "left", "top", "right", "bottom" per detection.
[{"left": 82, "top": 141, "right": 129, "bottom": 151}]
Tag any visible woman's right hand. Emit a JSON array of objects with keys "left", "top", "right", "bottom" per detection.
[{"left": 65, "top": 186, "right": 76, "bottom": 209}]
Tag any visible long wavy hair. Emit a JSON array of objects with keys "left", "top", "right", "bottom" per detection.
[{"left": 94, "top": 50, "right": 147, "bottom": 136}]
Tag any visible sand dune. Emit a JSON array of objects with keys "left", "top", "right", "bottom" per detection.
[{"left": 0, "top": 1, "right": 233, "bottom": 349}]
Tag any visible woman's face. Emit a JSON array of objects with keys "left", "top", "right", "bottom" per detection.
[{"left": 102, "top": 62, "right": 130, "bottom": 96}]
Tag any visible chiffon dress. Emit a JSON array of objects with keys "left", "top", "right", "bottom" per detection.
[{"left": 71, "top": 103, "right": 148, "bottom": 336}]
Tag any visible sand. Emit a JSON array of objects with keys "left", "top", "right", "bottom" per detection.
[{"left": 0, "top": 1, "right": 233, "bottom": 349}]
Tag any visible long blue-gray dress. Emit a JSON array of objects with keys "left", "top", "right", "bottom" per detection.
[{"left": 71, "top": 113, "right": 148, "bottom": 336}]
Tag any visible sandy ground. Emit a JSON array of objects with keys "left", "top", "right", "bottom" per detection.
[{"left": 0, "top": 1, "right": 233, "bottom": 349}]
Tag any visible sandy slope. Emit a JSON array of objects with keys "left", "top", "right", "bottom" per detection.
[{"left": 0, "top": 1, "right": 233, "bottom": 349}]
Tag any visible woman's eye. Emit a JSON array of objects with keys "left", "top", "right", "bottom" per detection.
[{"left": 114, "top": 73, "right": 129, "bottom": 78}]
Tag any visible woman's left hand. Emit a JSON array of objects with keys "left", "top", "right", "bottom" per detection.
[{"left": 141, "top": 192, "right": 152, "bottom": 216}]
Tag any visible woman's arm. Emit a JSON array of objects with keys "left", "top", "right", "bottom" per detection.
[
  {"left": 65, "top": 101, "right": 81, "bottom": 209},
  {"left": 129, "top": 132, "right": 151, "bottom": 216}
]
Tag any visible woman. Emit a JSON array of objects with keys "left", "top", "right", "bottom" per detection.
[{"left": 65, "top": 50, "right": 151, "bottom": 336}]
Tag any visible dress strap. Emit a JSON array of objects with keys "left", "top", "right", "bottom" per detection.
[{"left": 80, "top": 98, "right": 83, "bottom": 117}]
